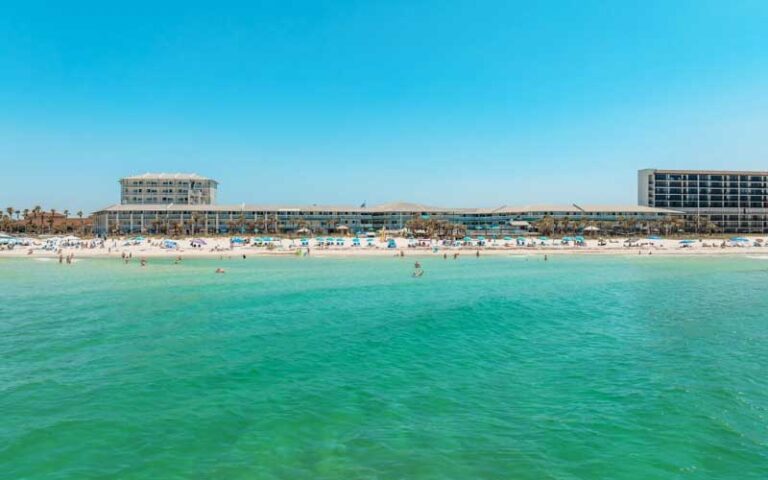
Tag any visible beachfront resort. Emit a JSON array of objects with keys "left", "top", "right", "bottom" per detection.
[
  {"left": 90, "top": 172, "right": 681, "bottom": 237},
  {"left": 6, "top": 169, "right": 768, "bottom": 242}
]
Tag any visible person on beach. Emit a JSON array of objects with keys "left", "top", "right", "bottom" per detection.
[
  {"left": 453, "top": 253, "right": 459, "bottom": 260},
  {"left": 400, "top": 250, "right": 405, "bottom": 257},
  {"left": 443, "top": 253, "right": 447, "bottom": 259},
  {"left": 59, "top": 254, "right": 63, "bottom": 264},
  {"left": 544, "top": 254, "right": 548, "bottom": 261},
  {"left": 140, "top": 258, "right": 147, "bottom": 267},
  {"left": 476, "top": 249, "right": 480, "bottom": 257},
  {"left": 242, "top": 254, "right": 246, "bottom": 259}
]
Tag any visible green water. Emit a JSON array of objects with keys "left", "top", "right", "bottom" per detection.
[{"left": 1, "top": 255, "right": 767, "bottom": 479}]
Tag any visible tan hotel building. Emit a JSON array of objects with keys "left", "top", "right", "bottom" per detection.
[{"left": 639, "top": 169, "right": 768, "bottom": 233}]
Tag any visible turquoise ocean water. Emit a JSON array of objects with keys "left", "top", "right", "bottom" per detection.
[{"left": 1, "top": 255, "right": 767, "bottom": 479}]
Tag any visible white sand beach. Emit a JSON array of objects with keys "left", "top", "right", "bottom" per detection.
[{"left": 1, "top": 235, "right": 766, "bottom": 259}]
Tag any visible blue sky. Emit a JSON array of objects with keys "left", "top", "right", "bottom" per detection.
[{"left": 2, "top": 0, "right": 767, "bottom": 213}]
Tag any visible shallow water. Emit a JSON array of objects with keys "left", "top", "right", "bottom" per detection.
[{"left": 1, "top": 255, "right": 767, "bottom": 479}]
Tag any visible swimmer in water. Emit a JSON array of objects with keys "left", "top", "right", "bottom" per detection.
[{"left": 215, "top": 268, "right": 225, "bottom": 274}]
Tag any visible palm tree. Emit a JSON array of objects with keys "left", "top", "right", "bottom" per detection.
[
  {"left": 700, "top": 218, "right": 719, "bottom": 235},
  {"left": 49, "top": 209, "right": 57, "bottom": 233},
  {"left": 268, "top": 214, "right": 280, "bottom": 234},
  {"left": 190, "top": 213, "right": 200, "bottom": 236},
  {"left": 296, "top": 217, "right": 311, "bottom": 235},
  {"left": 22, "top": 209, "right": 30, "bottom": 233},
  {"left": 62, "top": 210, "right": 70, "bottom": 233},
  {"left": 534, "top": 216, "right": 555, "bottom": 236},
  {"left": 76, "top": 211, "right": 84, "bottom": 235},
  {"left": 6, "top": 207, "right": 14, "bottom": 227},
  {"left": 32, "top": 206, "right": 42, "bottom": 233}
]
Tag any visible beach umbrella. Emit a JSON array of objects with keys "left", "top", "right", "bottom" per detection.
[
  {"left": 583, "top": 226, "right": 599, "bottom": 232},
  {"left": 730, "top": 237, "right": 749, "bottom": 242},
  {"left": 477, "top": 236, "right": 486, "bottom": 241},
  {"left": 647, "top": 235, "right": 661, "bottom": 240},
  {"left": 463, "top": 236, "right": 472, "bottom": 242},
  {"left": 679, "top": 239, "right": 696, "bottom": 244},
  {"left": 538, "top": 236, "right": 549, "bottom": 241},
  {"left": 503, "top": 236, "right": 512, "bottom": 241},
  {"left": 575, "top": 236, "right": 585, "bottom": 242}
]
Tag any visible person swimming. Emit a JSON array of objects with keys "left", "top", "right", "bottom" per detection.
[{"left": 215, "top": 268, "right": 225, "bottom": 274}]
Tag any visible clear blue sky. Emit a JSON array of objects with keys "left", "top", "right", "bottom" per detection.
[{"left": 2, "top": 0, "right": 767, "bottom": 213}]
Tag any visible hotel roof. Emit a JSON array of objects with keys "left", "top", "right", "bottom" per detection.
[
  {"left": 94, "top": 203, "right": 681, "bottom": 215},
  {"left": 640, "top": 168, "right": 768, "bottom": 176},
  {"left": 120, "top": 173, "right": 215, "bottom": 181}
]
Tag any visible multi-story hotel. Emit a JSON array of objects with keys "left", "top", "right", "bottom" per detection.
[
  {"left": 93, "top": 174, "right": 681, "bottom": 236},
  {"left": 638, "top": 169, "right": 768, "bottom": 233},
  {"left": 120, "top": 173, "right": 218, "bottom": 205}
]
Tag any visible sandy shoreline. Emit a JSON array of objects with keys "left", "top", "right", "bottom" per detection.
[{"left": 2, "top": 236, "right": 767, "bottom": 259}]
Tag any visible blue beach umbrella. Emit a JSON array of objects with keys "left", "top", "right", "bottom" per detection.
[
  {"left": 503, "top": 236, "right": 512, "bottom": 241},
  {"left": 647, "top": 235, "right": 661, "bottom": 240},
  {"left": 730, "top": 237, "right": 749, "bottom": 242},
  {"left": 679, "top": 239, "right": 696, "bottom": 244},
  {"left": 538, "top": 236, "right": 549, "bottom": 241}
]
